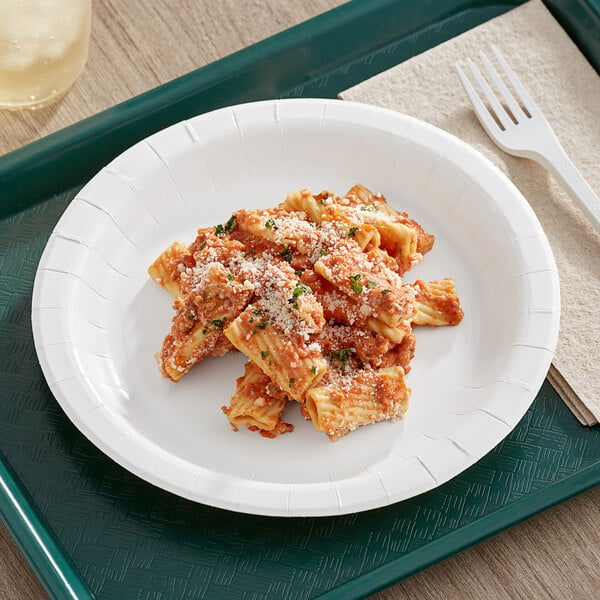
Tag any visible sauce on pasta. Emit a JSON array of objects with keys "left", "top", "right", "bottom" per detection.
[{"left": 148, "top": 184, "right": 463, "bottom": 441}]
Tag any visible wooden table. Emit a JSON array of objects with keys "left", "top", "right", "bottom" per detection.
[{"left": 1, "top": 1, "right": 599, "bottom": 598}]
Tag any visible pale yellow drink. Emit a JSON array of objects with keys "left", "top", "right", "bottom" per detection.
[{"left": 0, "top": 0, "right": 91, "bottom": 109}]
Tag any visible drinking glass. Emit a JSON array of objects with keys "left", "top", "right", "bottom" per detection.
[{"left": 0, "top": 0, "right": 92, "bottom": 110}]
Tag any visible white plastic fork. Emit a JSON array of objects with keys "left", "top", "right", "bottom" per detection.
[{"left": 455, "top": 45, "right": 600, "bottom": 236}]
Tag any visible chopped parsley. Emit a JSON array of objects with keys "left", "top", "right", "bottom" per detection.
[
  {"left": 227, "top": 272, "right": 234, "bottom": 280},
  {"left": 310, "top": 366, "right": 317, "bottom": 374},
  {"left": 252, "top": 321, "right": 268, "bottom": 334},
  {"left": 288, "top": 283, "right": 312, "bottom": 309},
  {"left": 261, "top": 350, "right": 269, "bottom": 360},
  {"left": 348, "top": 226, "right": 359, "bottom": 238},
  {"left": 319, "top": 246, "right": 328, "bottom": 256},
  {"left": 250, "top": 309, "right": 264, "bottom": 324},
  {"left": 208, "top": 318, "right": 226, "bottom": 331},
  {"left": 366, "top": 280, "right": 377, "bottom": 289},
  {"left": 214, "top": 215, "right": 236, "bottom": 237},
  {"left": 280, "top": 244, "right": 293, "bottom": 263},
  {"left": 198, "top": 240, "right": 206, "bottom": 251},
  {"left": 318, "top": 191, "right": 330, "bottom": 205},
  {"left": 289, "top": 377, "right": 295, "bottom": 388},
  {"left": 329, "top": 347, "right": 352, "bottom": 368},
  {"left": 264, "top": 218, "right": 278, "bottom": 230},
  {"left": 349, "top": 274, "right": 362, "bottom": 294},
  {"left": 381, "top": 288, "right": 392, "bottom": 294},
  {"left": 360, "top": 205, "right": 376, "bottom": 212}
]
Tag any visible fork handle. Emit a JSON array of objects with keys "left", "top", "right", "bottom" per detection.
[{"left": 533, "top": 141, "right": 600, "bottom": 237}]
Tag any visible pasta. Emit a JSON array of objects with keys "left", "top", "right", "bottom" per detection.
[
  {"left": 224, "top": 304, "right": 328, "bottom": 401},
  {"left": 148, "top": 241, "right": 189, "bottom": 297},
  {"left": 149, "top": 185, "right": 463, "bottom": 441},
  {"left": 155, "top": 262, "right": 252, "bottom": 381},
  {"left": 305, "top": 366, "right": 410, "bottom": 442},
  {"left": 412, "top": 278, "right": 464, "bottom": 326},
  {"left": 222, "top": 361, "right": 293, "bottom": 437}
]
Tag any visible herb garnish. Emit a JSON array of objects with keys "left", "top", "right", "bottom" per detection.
[
  {"left": 214, "top": 215, "right": 236, "bottom": 237},
  {"left": 208, "top": 318, "right": 226, "bottom": 331},
  {"left": 280, "top": 244, "right": 293, "bottom": 263},
  {"left": 349, "top": 274, "right": 362, "bottom": 293},
  {"left": 252, "top": 321, "right": 268, "bottom": 334},
  {"left": 288, "top": 283, "right": 312, "bottom": 309},
  {"left": 329, "top": 347, "right": 352, "bottom": 368}
]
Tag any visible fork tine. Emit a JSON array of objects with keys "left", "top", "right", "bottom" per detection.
[
  {"left": 465, "top": 57, "right": 513, "bottom": 130},
  {"left": 478, "top": 50, "right": 526, "bottom": 123},
  {"left": 455, "top": 63, "right": 503, "bottom": 135},
  {"left": 490, "top": 45, "right": 541, "bottom": 117}
]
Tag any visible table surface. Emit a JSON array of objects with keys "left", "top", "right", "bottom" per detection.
[{"left": 1, "top": 1, "right": 599, "bottom": 599}]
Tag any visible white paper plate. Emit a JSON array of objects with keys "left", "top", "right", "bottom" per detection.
[{"left": 31, "top": 99, "right": 560, "bottom": 516}]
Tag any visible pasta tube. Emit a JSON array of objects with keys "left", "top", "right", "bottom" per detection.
[
  {"left": 282, "top": 189, "right": 325, "bottom": 222},
  {"left": 156, "top": 263, "right": 252, "bottom": 381},
  {"left": 300, "top": 270, "right": 410, "bottom": 344},
  {"left": 222, "top": 362, "right": 292, "bottom": 437},
  {"left": 235, "top": 208, "right": 321, "bottom": 256},
  {"left": 305, "top": 366, "right": 410, "bottom": 441},
  {"left": 148, "top": 241, "right": 190, "bottom": 297},
  {"left": 224, "top": 305, "right": 328, "bottom": 401},
  {"left": 412, "top": 279, "right": 464, "bottom": 326},
  {"left": 346, "top": 183, "right": 434, "bottom": 255},
  {"left": 314, "top": 239, "right": 416, "bottom": 328}
]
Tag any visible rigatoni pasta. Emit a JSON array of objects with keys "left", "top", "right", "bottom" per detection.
[
  {"left": 412, "top": 278, "right": 464, "bottom": 326},
  {"left": 156, "top": 262, "right": 252, "bottom": 381},
  {"left": 223, "top": 361, "right": 292, "bottom": 437},
  {"left": 224, "top": 304, "right": 328, "bottom": 401},
  {"left": 148, "top": 241, "right": 189, "bottom": 297},
  {"left": 305, "top": 366, "right": 410, "bottom": 442},
  {"left": 150, "top": 185, "right": 463, "bottom": 441}
]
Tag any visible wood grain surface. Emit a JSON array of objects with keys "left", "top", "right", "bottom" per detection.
[{"left": 1, "top": 1, "right": 599, "bottom": 599}]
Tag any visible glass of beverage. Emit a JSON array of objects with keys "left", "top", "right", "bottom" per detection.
[{"left": 0, "top": 0, "right": 92, "bottom": 110}]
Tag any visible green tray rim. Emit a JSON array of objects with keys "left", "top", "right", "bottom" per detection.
[{"left": 1, "top": 1, "right": 600, "bottom": 599}]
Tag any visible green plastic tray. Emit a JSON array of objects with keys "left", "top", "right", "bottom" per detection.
[{"left": 1, "top": 1, "right": 599, "bottom": 598}]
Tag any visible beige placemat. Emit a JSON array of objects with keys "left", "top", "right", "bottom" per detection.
[{"left": 341, "top": 0, "right": 600, "bottom": 425}]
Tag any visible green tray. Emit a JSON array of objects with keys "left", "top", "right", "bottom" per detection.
[{"left": 1, "top": 1, "right": 599, "bottom": 598}]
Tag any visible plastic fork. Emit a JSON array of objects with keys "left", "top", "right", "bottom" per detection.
[{"left": 455, "top": 45, "right": 600, "bottom": 235}]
